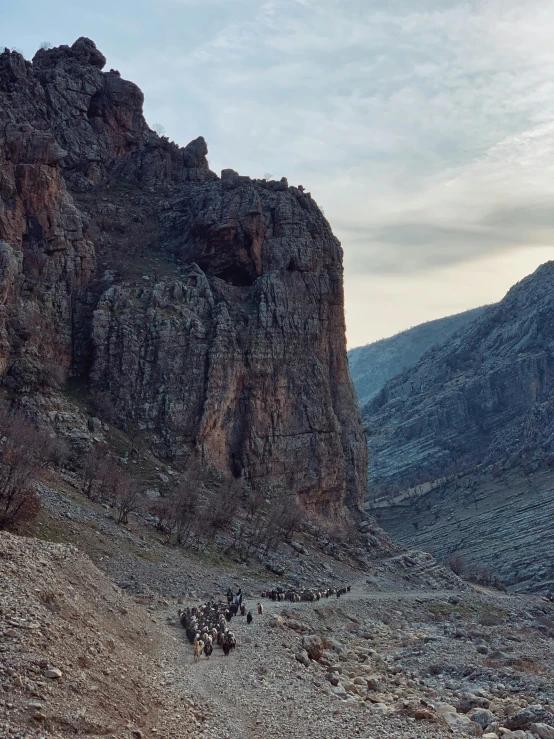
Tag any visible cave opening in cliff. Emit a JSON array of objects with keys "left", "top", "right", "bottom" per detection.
[
  {"left": 87, "top": 91, "right": 105, "bottom": 120},
  {"left": 212, "top": 264, "right": 256, "bottom": 287}
]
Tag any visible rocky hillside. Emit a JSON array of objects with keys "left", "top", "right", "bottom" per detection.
[
  {"left": 3, "top": 495, "right": 554, "bottom": 739},
  {"left": 348, "top": 307, "right": 486, "bottom": 407},
  {"left": 363, "top": 262, "right": 554, "bottom": 494},
  {"left": 363, "top": 262, "right": 554, "bottom": 591},
  {"left": 0, "top": 38, "right": 367, "bottom": 515},
  {"left": 374, "top": 467, "right": 554, "bottom": 594}
]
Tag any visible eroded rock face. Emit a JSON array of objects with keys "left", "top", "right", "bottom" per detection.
[
  {"left": 363, "top": 262, "right": 554, "bottom": 494},
  {"left": 0, "top": 39, "right": 366, "bottom": 515}
]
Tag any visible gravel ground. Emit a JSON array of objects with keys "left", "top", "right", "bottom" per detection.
[{"left": 2, "top": 477, "right": 554, "bottom": 738}]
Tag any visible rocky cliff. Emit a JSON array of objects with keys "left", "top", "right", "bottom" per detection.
[
  {"left": 363, "top": 262, "right": 554, "bottom": 494},
  {"left": 348, "top": 307, "right": 486, "bottom": 408},
  {"left": 363, "top": 262, "right": 554, "bottom": 590},
  {"left": 0, "top": 38, "right": 367, "bottom": 515}
]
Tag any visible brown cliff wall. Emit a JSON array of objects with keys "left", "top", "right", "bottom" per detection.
[{"left": 0, "top": 39, "right": 367, "bottom": 515}]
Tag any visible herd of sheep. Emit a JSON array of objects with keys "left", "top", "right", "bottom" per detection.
[
  {"left": 261, "top": 585, "right": 351, "bottom": 602},
  {"left": 179, "top": 584, "right": 351, "bottom": 661},
  {"left": 178, "top": 594, "right": 261, "bottom": 661}
]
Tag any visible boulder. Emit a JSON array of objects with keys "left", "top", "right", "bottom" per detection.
[
  {"left": 468, "top": 708, "right": 496, "bottom": 729},
  {"left": 44, "top": 667, "right": 62, "bottom": 679},
  {"left": 323, "top": 637, "right": 347, "bottom": 655},
  {"left": 457, "top": 693, "right": 491, "bottom": 713},
  {"left": 442, "top": 711, "right": 484, "bottom": 736},
  {"left": 302, "top": 635, "right": 324, "bottom": 662},
  {"left": 366, "top": 675, "right": 384, "bottom": 691},
  {"left": 530, "top": 725, "right": 554, "bottom": 739},
  {"left": 506, "top": 706, "right": 554, "bottom": 731},
  {"left": 295, "top": 650, "right": 310, "bottom": 667}
]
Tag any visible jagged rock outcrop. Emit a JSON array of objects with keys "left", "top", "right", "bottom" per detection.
[
  {"left": 348, "top": 307, "right": 486, "bottom": 408},
  {"left": 363, "top": 262, "right": 554, "bottom": 494},
  {"left": 0, "top": 39, "right": 367, "bottom": 515}
]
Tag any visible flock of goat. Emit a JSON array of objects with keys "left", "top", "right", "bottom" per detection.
[
  {"left": 179, "top": 584, "right": 351, "bottom": 661},
  {"left": 178, "top": 590, "right": 262, "bottom": 662},
  {"left": 261, "top": 585, "right": 351, "bottom": 602}
]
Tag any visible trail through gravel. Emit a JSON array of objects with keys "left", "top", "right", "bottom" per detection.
[{"left": 158, "top": 585, "right": 460, "bottom": 739}]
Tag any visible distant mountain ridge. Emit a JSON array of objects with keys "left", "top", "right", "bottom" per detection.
[
  {"left": 363, "top": 262, "right": 554, "bottom": 493},
  {"left": 347, "top": 307, "right": 487, "bottom": 408},
  {"left": 362, "top": 261, "right": 554, "bottom": 592}
]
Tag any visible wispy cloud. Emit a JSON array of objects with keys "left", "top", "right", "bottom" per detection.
[{"left": 4, "top": 0, "right": 554, "bottom": 345}]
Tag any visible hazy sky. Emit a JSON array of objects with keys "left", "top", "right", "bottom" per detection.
[{"left": 4, "top": 0, "right": 554, "bottom": 347}]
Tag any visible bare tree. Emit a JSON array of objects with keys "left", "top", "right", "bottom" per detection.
[
  {"left": 207, "top": 477, "right": 243, "bottom": 537},
  {"left": 113, "top": 471, "right": 141, "bottom": 524},
  {"left": 245, "top": 486, "right": 265, "bottom": 520},
  {"left": 81, "top": 447, "right": 109, "bottom": 501},
  {"left": 149, "top": 465, "right": 203, "bottom": 545},
  {"left": 260, "top": 489, "right": 304, "bottom": 556},
  {"left": 0, "top": 405, "right": 57, "bottom": 528},
  {"left": 446, "top": 552, "right": 467, "bottom": 576}
]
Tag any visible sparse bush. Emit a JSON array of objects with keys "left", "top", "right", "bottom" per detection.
[
  {"left": 148, "top": 462, "right": 204, "bottom": 545},
  {"left": 113, "top": 470, "right": 140, "bottom": 524},
  {"left": 446, "top": 553, "right": 467, "bottom": 576},
  {"left": 0, "top": 404, "right": 60, "bottom": 528},
  {"left": 81, "top": 447, "right": 109, "bottom": 501},
  {"left": 81, "top": 448, "right": 141, "bottom": 524},
  {"left": 91, "top": 390, "right": 118, "bottom": 426},
  {"left": 206, "top": 477, "right": 244, "bottom": 539}
]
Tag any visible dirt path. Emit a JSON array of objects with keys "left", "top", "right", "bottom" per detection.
[{"left": 157, "top": 585, "right": 468, "bottom": 739}]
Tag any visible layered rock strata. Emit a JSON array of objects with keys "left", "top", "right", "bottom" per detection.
[
  {"left": 0, "top": 39, "right": 366, "bottom": 515},
  {"left": 348, "top": 307, "right": 486, "bottom": 408},
  {"left": 364, "top": 262, "right": 554, "bottom": 495}
]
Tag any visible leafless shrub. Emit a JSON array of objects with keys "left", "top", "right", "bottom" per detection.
[
  {"left": 446, "top": 553, "right": 467, "bottom": 576},
  {"left": 149, "top": 496, "right": 174, "bottom": 535},
  {"left": 80, "top": 448, "right": 141, "bottom": 524},
  {"left": 0, "top": 405, "right": 60, "bottom": 528},
  {"left": 81, "top": 446, "right": 109, "bottom": 501},
  {"left": 173, "top": 483, "right": 201, "bottom": 544},
  {"left": 113, "top": 471, "right": 141, "bottom": 524},
  {"left": 445, "top": 553, "right": 505, "bottom": 591},
  {"left": 148, "top": 463, "right": 203, "bottom": 545},
  {"left": 245, "top": 486, "right": 266, "bottom": 520},
  {"left": 90, "top": 390, "right": 119, "bottom": 426},
  {"left": 37, "top": 361, "right": 67, "bottom": 390},
  {"left": 259, "top": 489, "right": 304, "bottom": 556},
  {"left": 207, "top": 478, "right": 243, "bottom": 534}
]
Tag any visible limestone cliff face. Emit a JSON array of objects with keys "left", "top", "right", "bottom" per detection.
[
  {"left": 0, "top": 39, "right": 366, "bottom": 515},
  {"left": 364, "top": 262, "right": 554, "bottom": 495}
]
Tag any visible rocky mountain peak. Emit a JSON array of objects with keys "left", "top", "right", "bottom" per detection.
[{"left": 0, "top": 39, "right": 367, "bottom": 516}]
